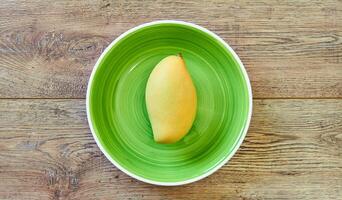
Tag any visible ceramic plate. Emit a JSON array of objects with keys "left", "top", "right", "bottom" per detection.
[{"left": 87, "top": 20, "right": 252, "bottom": 185}]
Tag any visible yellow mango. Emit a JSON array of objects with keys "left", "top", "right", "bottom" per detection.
[{"left": 145, "top": 54, "right": 197, "bottom": 144}]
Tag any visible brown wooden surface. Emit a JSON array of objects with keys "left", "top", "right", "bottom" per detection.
[
  {"left": 0, "top": 99, "right": 341, "bottom": 199},
  {"left": 0, "top": 0, "right": 341, "bottom": 199},
  {"left": 0, "top": 0, "right": 341, "bottom": 98}
]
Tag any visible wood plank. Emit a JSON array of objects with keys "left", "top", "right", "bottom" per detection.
[
  {"left": 0, "top": 0, "right": 341, "bottom": 98},
  {"left": 0, "top": 99, "right": 341, "bottom": 199}
]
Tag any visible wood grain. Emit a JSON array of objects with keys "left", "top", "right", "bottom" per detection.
[
  {"left": 1, "top": 0, "right": 341, "bottom": 199},
  {"left": 0, "top": 99, "right": 341, "bottom": 199},
  {"left": 0, "top": 0, "right": 341, "bottom": 98}
]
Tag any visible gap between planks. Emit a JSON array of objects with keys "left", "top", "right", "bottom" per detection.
[{"left": 0, "top": 97, "right": 342, "bottom": 100}]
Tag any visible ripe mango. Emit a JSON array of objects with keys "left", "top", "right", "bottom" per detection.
[{"left": 145, "top": 54, "right": 197, "bottom": 144}]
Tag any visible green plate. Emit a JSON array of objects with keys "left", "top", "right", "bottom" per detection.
[{"left": 86, "top": 20, "right": 252, "bottom": 185}]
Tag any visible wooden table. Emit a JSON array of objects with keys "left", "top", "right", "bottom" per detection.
[{"left": 1, "top": 0, "right": 341, "bottom": 199}]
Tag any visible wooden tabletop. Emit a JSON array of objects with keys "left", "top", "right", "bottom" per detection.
[{"left": 1, "top": 0, "right": 341, "bottom": 199}]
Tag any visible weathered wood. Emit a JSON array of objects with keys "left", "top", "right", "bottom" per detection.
[
  {"left": 0, "top": 99, "right": 341, "bottom": 199},
  {"left": 1, "top": 0, "right": 341, "bottom": 199},
  {"left": 0, "top": 0, "right": 341, "bottom": 98}
]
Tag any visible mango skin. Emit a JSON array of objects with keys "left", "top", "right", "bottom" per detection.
[{"left": 145, "top": 55, "right": 197, "bottom": 144}]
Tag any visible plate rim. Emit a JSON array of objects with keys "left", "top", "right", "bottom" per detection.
[{"left": 86, "top": 20, "right": 253, "bottom": 186}]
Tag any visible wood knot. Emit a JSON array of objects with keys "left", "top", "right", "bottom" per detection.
[{"left": 45, "top": 169, "right": 80, "bottom": 199}]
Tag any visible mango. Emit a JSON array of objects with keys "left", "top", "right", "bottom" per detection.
[{"left": 145, "top": 54, "right": 197, "bottom": 144}]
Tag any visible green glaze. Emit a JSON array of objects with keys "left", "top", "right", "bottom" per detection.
[{"left": 87, "top": 21, "right": 252, "bottom": 184}]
